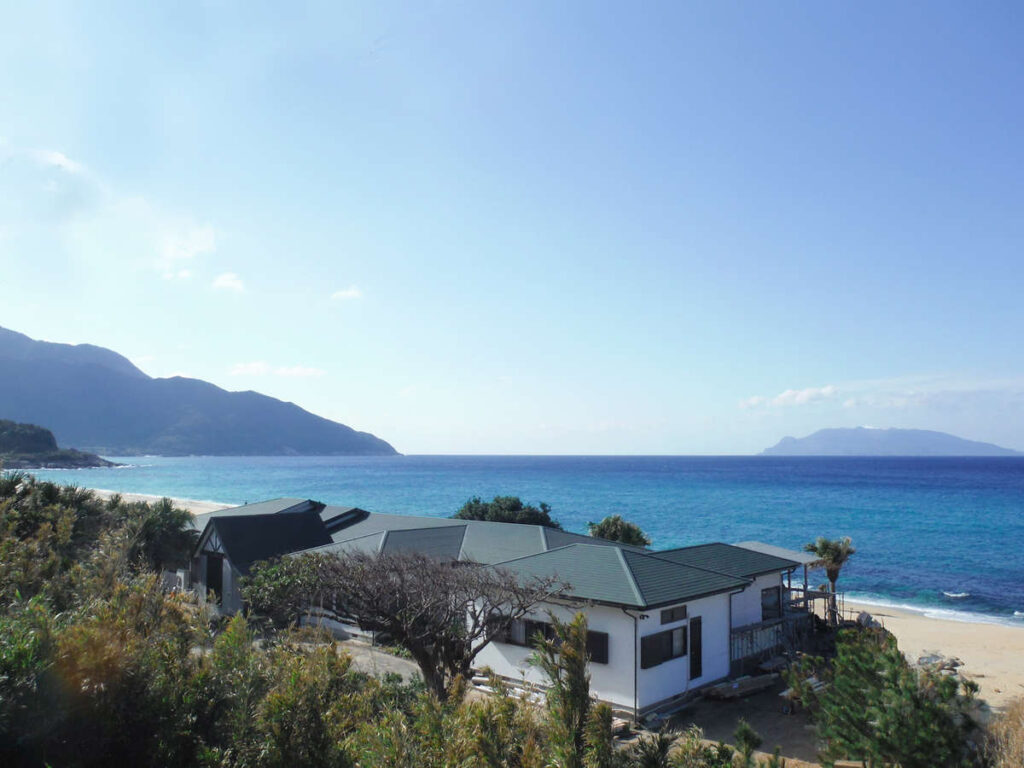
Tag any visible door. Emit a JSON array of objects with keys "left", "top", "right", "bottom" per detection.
[
  {"left": 689, "top": 616, "right": 702, "bottom": 680},
  {"left": 206, "top": 554, "right": 224, "bottom": 603}
]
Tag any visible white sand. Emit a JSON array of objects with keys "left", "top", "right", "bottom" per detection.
[
  {"left": 846, "top": 600, "right": 1024, "bottom": 712},
  {"left": 89, "top": 487, "right": 231, "bottom": 515}
]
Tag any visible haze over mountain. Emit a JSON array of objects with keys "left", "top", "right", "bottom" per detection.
[
  {"left": 761, "top": 427, "right": 1020, "bottom": 457},
  {"left": 0, "top": 327, "right": 397, "bottom": 456}
]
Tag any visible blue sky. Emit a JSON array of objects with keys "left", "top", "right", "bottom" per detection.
[{"left": 2, "top": 1, "right": 1023, "bottom": 454}]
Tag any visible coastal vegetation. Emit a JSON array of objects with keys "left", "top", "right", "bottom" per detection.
[
  {"left": 452, "top": 495, "right": 562, "bottom": 528},
  {"left": 0, "top": 473, "right": 788, "bottom": 767},
  {"left": 0, "top": 474, "right": 1005, "bottom": 767},
  {"left": 0, "top": 419, "right": 115, "bottom": 469},
  {"left": 785, "top": 628, "right": 982, "bottom": 767},
  {"left": 986, "top": 697, "right": 1024, "bottom": 767},
  {"left": 588, "top": 515, "right": 651, "bottom": 547},
  {"left": 244, "top": 550, "right": 561, "bottom": 699}
]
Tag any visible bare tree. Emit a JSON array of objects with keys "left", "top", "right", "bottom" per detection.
[{"left": 244, "top": 551, "right": 562, "bottom": 699}]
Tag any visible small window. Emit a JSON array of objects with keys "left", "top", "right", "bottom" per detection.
[
  {"left": 660, "top": 605, "right": 688, "bottom": 624},
  {"left": 671, "top": 627, "right": 686, "bottom": 657},
  {"left": 525, "top": 619, "right": 555, "bottom": 643},
  {"left": 640, "top": 627, "right": 687, "bottom": 669},
  {"left": 494, "top": 618, "right": 608, "bottom": 665},
  {"left": 761, "top": 586, "right": 782, "bottom": 621},
  {"left": 586, "top": 631, "right": 609, "bottom": 664}
]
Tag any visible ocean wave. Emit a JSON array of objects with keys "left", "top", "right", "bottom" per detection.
[
  {"left": 942, "top": 591, "right": 970, "bottom": 599},
  {"left": 846, "top": 593, "right": 1024, "bottom": 628}
]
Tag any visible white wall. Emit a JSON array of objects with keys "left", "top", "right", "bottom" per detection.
[
  {"left": 474, "top": 601, "right": 637, "bottom": 711},
  {"left": 634, "top": 592, "right": 732, "bottom": 710},
  {"left": 730, "top": 573, "right": 784, "bottom": 628}
]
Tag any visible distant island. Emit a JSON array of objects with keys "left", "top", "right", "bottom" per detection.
[
  {"left": 0, "top": 327, "right": 398, "bottom": 456},
  {"left": 761, "top": 427, "right": 1021, "bottom": 457},
  {"left": 0, "top": 419, "right": 117, "bottom": 469}
]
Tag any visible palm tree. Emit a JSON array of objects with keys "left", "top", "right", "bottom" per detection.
[{"left": 804, "top": 536, "right": 856, "bottom": 626}]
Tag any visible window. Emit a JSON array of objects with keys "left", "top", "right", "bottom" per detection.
[
  {"left": 525, "top": 619, "right": 555, "bottom": 643},
  {"left": 761, "top": 586, "right": 782, "bottom": 621},
  {"left": 586, "top": 631, "right": 610, "bottom": 664},
  {"left": 660, "top": 605, "right": 688, "bottom": 624},
  {"left": 492, "top": 617, "right": 609, "bottom": 664},
  {"left": 640, "top": 627, "right": 687, "bottom": 669}
]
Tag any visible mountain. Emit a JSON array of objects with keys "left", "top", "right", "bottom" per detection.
[
  {"left": 0, "top": 327, "right": 398, "bottom": 456},
  {"left": 761, "top": 427, "right": 1021, "bottom": 457},
  {"left": 0, "top": 419, "right": 117, "bottom": 469}
]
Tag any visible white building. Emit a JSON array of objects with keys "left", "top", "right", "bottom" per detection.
[{"left": 190, "top": 499, "right": 807, "bottom": 719}]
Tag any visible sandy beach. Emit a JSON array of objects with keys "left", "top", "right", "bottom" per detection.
[
  {"left": 845, "top": 600, "right": 1024, "bottom": 712},
  {"left": 89, "top": 487, "right": 231, "bottom": 515}
]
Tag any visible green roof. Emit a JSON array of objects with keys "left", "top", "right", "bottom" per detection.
[
  {"left": 493, "top": 544, "right": 750, "bottom": 609},
  {"left": 655, "top": 543, "right": 799, "bottom": 578},
  {"left": 326, "top": 511, "right": 645, "bottom": 565},
  {"left": 204, "top": 502, "right": 797, "bottom": 610}
]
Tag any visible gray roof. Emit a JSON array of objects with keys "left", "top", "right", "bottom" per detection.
[
  {"left": 492, "top": 544, "right": 749, "bottom": 609},
  {"left": 197, "top": 501, "right": 799, "bottom": 610},
  {"left": 655, "top": 543, "right": 800, "bottom": 578},
  {"left": 734, "top": 541, "right": 817, "bottom": 566},
  {"left": 329, "top": 511, "right": 463, "bottom": 543},
  {"left": 209, "top": 510, "right": 332, "bottom": 575},
  {"left": 320, "top": 505, "right": 371, "bottom": 532},
  {"left": 191, "top": 497, "right": 324, "bottom": 530},
  {"left": 385, "top": 525, "right": 468, "bottom": 559},
  {"left": 326, "top": 511, "right": 645, "bottom": 565}
]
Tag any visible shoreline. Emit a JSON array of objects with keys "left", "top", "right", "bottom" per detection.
[
  {"left": 88, "top": 487, "right": 231, "bottom": 515},
  {"left": 845, "top": 599, "right": 1024, "bottom": 712},
  {"left": 846, "top": 593, "right": 1024, "bottom": 629}
]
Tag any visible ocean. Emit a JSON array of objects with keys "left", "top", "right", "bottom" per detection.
[{"left": 25, "top": 455, "right": 1024, "bottom": 626}]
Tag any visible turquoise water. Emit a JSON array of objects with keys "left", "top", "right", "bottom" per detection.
[{"left": 26, "top": 455, "right": 1024, "bottom": 625}]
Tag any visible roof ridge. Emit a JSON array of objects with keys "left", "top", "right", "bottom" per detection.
[
  {"left": 640, "top": 547, "right": 756, "bottom": 585},
  {"left": 299, "top": 530, "right": 386, "bottom": 556},
  {"left": 488, "top": 541, "right": 583, "bottom": 567},
  {"left": 615, "top": 547, "right": 648, "bottom": 606}
]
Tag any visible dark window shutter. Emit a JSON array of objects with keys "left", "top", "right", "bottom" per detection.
[
  {"left": 586, "top": 631, "right": 609, "bottom": 664},
  {"left": 640, "top": 632, "right": 663, "bottom": 669},
  {"left": 660, "top": 605, "right": 688, "bottom": 624}
]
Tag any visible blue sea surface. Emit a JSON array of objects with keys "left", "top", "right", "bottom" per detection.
[{"left": 26, "top": 455, "right": 1024, "bottom": 625}]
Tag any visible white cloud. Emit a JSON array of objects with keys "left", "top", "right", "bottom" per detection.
[
  {"left": 1, "top": 143, "right": 220, "bottom": 285},
  {"left": 231, "top": 361, "right": 271, "bottom": 376},
  {"left": 741, "top": 384, "right": 839, "bottom": 409},
  {"left": 331, "top": 286, "right": 362, "bottom": 300},
  {"left": 212, "top": 272, "right": 245, "bottom": 292},
  {"left": 29, "top": 149, "right": 85, "bottom": 174},
  {"left": 743, "top": 374, "right": 1024, "bottom": 417},
  {"left": 275, "top": 365, "right": 326, "bottom": 378},
  {"left": 159, "top": 224, "right": 215, "bottom": 277}
]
